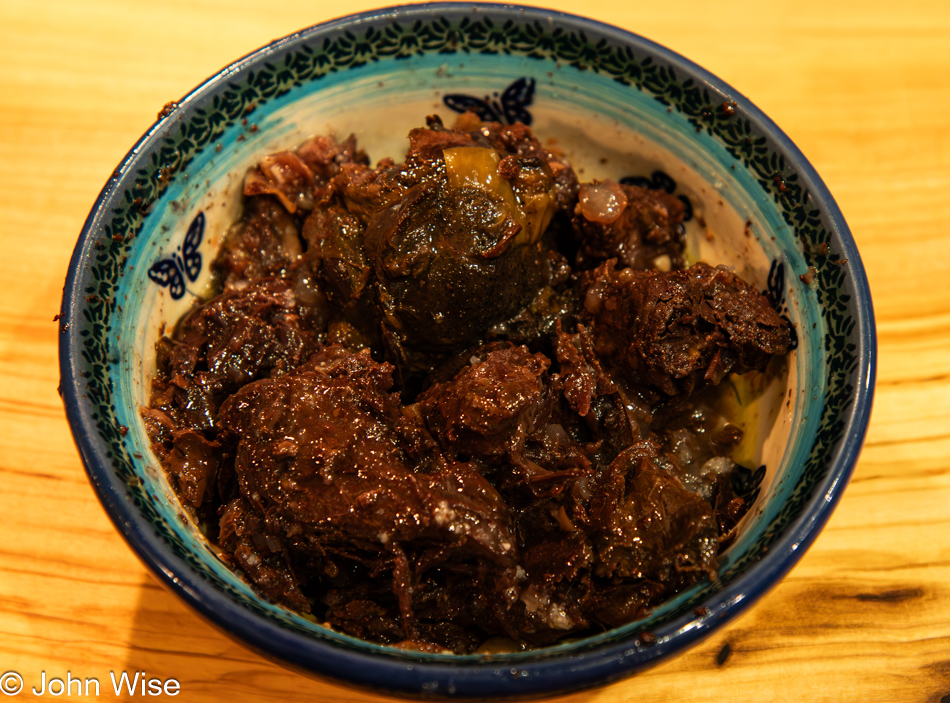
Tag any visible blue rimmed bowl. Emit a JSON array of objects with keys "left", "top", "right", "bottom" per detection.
[{"left": 59, "top": 3, "right": 875, "bottom": 698}]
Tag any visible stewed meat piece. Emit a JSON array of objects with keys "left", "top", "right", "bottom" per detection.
[
  {"left": 419, "top": 345, "right": 551, "bottom": 461},
  {"left": 573, "top": 180, "right": 686, "bottom": 270},
  {"left": 582, "top": 261, "right": 791, "bottom": 399}
]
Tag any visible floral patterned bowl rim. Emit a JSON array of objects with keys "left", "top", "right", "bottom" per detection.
[{"left": 59, "top": 2, "right": 875, "bottom": 698}]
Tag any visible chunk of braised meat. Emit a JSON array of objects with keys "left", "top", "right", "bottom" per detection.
[
  {"left": 244, "top": 150, "right": 317, "bottom": 214},
  {"left": 573, "top": 181, "right": 686, "bottom": 270},
  {"left": 514, "top": 414, "right": 595, "bottom": 496},
  {"left": 418, "top": 346, "right": 552, "bottom": 461},
  {"left": 300, "top": 200, "right": 384, "bottom": 353},
  {"left": 218, "top": 497, "right": 311, "bottom": 612},
  {"left": 555, "top": 322, "right": 615, "bottom": 419},
  {"left": 280, "top": 259, "right": 333, "bottom": 331},
  {"left": 301, "top": 198, "right": 370, "bottom": 304},
  {"left": 244, "top": 133, "right": 368, "bottom": 214},
  {"left": 323, "top": 582, "right": 405, "bottom": 644},
  {"left": 580, "top": 393, "right": 641, "bottom": 470},
  {"left": 411, "top": 346, "right": 613, "bottom": 643},
  {"left": 212, "top": 195, "right": 303, "bottom": 290},
  {"left": 143, "top": 277, "right": 323, "bottom": 441},
  {"left": 503, "top": 499, "right": 594, "bottom": 643},
  {"left": 396, "top": 572, "right": 501, "bottom": 653},
  {"left": 324, "top": 557, "right": 511, "bottom": 653},
  {"left": 297, "top": 133, "right": 368, "bottom": 185},
  {"left": 586, "top": 445, "right": 718, "bottom": 627},
  {"left": 217, "top": 345, "right": 520, "bottom": 638},
  {"left": 478, "top": 119, "right": 579, "bottom": 213},
  {"left": 331, "top": 121, "right": 486, "bottom": 224},
  {"left": 332, "top": 159, "right": 412, "bottom": 225},
  {"left": 553, "top": 323, "right": 641, "bottom": 465},
  {"left": 582, "top": 261, "right": 791, "bottom": 399},
  {"left": 363, "top": 162, "right": 551, "bottom": 356},
  {"left": 161, "top": 428, "right": 222, "bottom": 509},
  {"left": 474, "top": 327, "right": 637, "bottom": 510},
  {"left": 334, "top": 119, "right": 563, "bottom": 360},
  {"left": 485, "top": 262, "right": 581, "bottom": 356}
]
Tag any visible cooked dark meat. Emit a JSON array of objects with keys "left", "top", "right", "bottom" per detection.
[
  {"left": 362, "top": 140, "right": 557, "bottom": 360},
  {"left": 218, "top": 497, "right": 311, "bottom": 612},
  {"left": 301, "top": 199, "right": 370, "bottom": 304},
  {"left": 243, "top": 133, "right": 368, "bottom": 214},
  {"left": 142, "top": 115, "right": 792, "bottom": 653},
  {"left": 213, "top": 196, "right": 304, "bottom": 290},
  {"left": 551, "top": 323, "right": 640, "bottom": 467},
  {"left": 296, "top": 133, "right": 368, "bottom": 185},
  {"left": 218, "top": 350, "right": 516, "bottom": 562},
  {"left": 364, "top": 177, "right": 548, "bottom": 353},
  {"left": 565, "top": 439, "right": 717, "bottom": 628},
  {"left": 216, "top": 345, "right": 520, "bottom": 636},
  {"left": 163, "top": 428, "right": 222, "bottom": 509},
  {"left": 143, "top": 277, "right": 324, "bottom": 443},
  {"left": 573, "top": 180, "right": 686, "bottom": 270},
  {"left": 419, "top": 345, "right": 551, "bottom": 461},
  {"left": 589, "top": 447, "right": 718, "bottom": 584},
  {"left": 582, "top": 260, "right": 791, "bottom": 399},
  {"left": 555, "top": 322, "right": 615, "bottom": 420}
]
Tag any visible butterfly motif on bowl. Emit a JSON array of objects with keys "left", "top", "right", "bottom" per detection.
[
  {"left": 766, "top": 258, "right": 799, "bottom": 350},
  {"left": 443, "top": 77, "right": 536, "bottom": 125},
  {"left": 147, "top": 212, "right": 203, "bottom": 301}
]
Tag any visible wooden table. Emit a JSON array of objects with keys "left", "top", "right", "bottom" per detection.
[{"left": 2, "top": 1, "right": 948, "bottom": 700}]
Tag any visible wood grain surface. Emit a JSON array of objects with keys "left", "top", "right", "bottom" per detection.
[{"left": 1, "top": 1, "right": 949, "bottom": 701}]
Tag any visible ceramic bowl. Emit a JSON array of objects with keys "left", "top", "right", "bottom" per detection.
[{"left": 59, "top": 3, "right": 875, "bottom": 698}]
